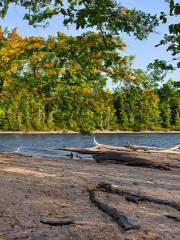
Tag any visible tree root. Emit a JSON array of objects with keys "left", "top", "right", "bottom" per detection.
[
  {"left": 88, "top": 189, "right": 139, "bottom": 231},
  {"left": 40, "top": 220, "right": 74, "bottom": 226},
  {"left": 93, "top": 153, "right": 171, "bottom": 170},
  {"left": 98, "top": 183, "right": 180, "bottom": 211},
  {"left": 165, "top": 215, "right": 180, "bottom": 221}
]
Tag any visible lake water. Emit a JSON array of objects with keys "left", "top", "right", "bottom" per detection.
[{"left": 0, "top": 133, "right": 179, "bottom": 158}]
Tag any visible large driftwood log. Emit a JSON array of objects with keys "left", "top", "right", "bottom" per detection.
[
  {"left": 88, "top": 189, "right": 139, "bottom": 231},
  {"left": 57, "top": 144, "right": 180, "bottom": 154},
  {"left": 93, "top": 152, "right": 171, "bottom": 170},
  {"left": 124, "top": 144, "right": 180, "bottom": 153},
  {"left": 98, "top": 183, "right": 180, "bottom": 211},
  {"left": 57, "top": 144, "right": 180, "bottom": 170},
  {"left": 169, "top": 144, "right": 180, "bottom": 151},
  {"left": 124, "top": 144, "right": 164, "bottom": 151}
]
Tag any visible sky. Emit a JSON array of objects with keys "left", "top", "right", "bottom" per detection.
[{"left": 0, "top": 0, "right": 179, "bottom": 89}]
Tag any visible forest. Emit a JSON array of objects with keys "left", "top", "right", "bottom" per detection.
[
  {"left": 0, "top": 0, "right": 179, "bottom": 132},
  {"left": 0, "top": 29, "right": 179, "bottom": 132}
]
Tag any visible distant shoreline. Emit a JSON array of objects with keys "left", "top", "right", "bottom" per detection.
[{"left": 0, "top": 130, "right": 179, "bottom": 134}]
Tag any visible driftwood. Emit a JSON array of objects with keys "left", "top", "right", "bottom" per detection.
[
  {"left": 169, "top": 144, "right": 180, "bottom": 151},
  {"left": 93, "top": 152, "right": 171, "bottom": 170},
  {"left": 57, "top": 144, "right": 180, "bottom": 155},
  {"left": 40, "top": 219, "right": 74, "bottom": 226},
  {"left": 165, "top": 215, "right": 180, "bottom": 221},
  {"left": 57, "top": 143, "right": 180, "bottom": 170},
  {"left": 88, "top": 189, "right": 138, "bottom": 231},
  {"left": 98, "top": 183, "right": 180, "bottom": 211},
  {"left": 124, "top": 144, "right": 180, "bottom": 153}
]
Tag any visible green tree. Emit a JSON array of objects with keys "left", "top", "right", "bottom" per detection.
[
  {"left": 150, "top": 1, "right": 180, "bottom": 74},
  {"left": 158, "top": 79, "right": 180, "bottom": 130},
  {"left": 0, "top": 0, "right": 158, "bottom": 39}
]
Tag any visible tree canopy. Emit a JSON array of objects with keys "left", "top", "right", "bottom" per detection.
[
  {"left": 0, "top": 1, "right": 179, "bottom": 132},
  {"left": 0, "top": 0, "right": 159, "bottom": 39},
  {"left": 151, "top": 0, "right": 180, "bottom": 71},
  {"left": 0, "top": 29, "right": 179, "bottom": 132},
  {"left": 0, "top": 1, "right": 179, "bottom": 71}
]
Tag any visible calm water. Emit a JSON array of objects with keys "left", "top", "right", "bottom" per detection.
[{"left": 0, "top": 133, "right": 179, "bottom": 158}]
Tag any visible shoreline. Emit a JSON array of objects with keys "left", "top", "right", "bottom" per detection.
[
  {"left": 0, "top": 130, "right": 180, "bottom": 134},
  {"left": 0, "top": 152, "right": 179, "bottom": 239}
]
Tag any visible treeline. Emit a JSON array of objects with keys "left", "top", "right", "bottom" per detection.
[
  {"left": 113, "top": 82, "right": 180, "bottom": 131},
  {"left": 0, "top": 82, "right": 179, "bottom": 132},
  {"left": 0, "top": 29, "right": 179, "bottom": 132}
]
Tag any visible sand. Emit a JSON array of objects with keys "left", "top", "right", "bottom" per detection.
[{"left": 0, "top": 152, "right": 179, "bottom": 240}]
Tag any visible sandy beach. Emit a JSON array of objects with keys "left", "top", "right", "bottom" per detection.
[{"left": 0, "top": 152, "right": 179, "bottom": 239}]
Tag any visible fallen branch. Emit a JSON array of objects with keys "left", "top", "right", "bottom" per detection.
[
  {"left": 124, "top": 144, "right": 180, "bottom": 154},
  {"left": 93, "top": 153, "right": 170, "bottom": 170},
  {"left": 40, "top": 219, "right": 74, "bottom": 226},
  {"left": 57, "top": 144, "right": 180, "bottom": 170},
  {"left": 88, "top": 189, "right": 139, "bottom": 231},
  {"left": 165, "top": 214, "right": 180, "bottom": 221},
  {"left": 123, "top": 144, "right": 163, "bottom": 151},
  {"left": 169, "top": 144, "right": 180, "bottom": 151},
  {"left": 57, "top": 144, "right": 180, "bottom": 155},
  {"left": 98, "top": 183, "right": 180, "bottom": 211}
]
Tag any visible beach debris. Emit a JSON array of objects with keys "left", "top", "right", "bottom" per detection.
[
  {"left": 65, "top": 152, "right": 74, "bottom": 158},
  {"left": 88, "top": 189, "right": 139, "bottom": 231},
  {"left": 40, "top": 219, "right": 74, "bottom": 226},
  {"left": 165, "top": 214, "right": 180, "bottom": 221},
  {"left": 98, "top": 182, "right": 180, "bottom": 211},
  {"left": 57, "top": 143, "right": 180, "bottom": 170}
]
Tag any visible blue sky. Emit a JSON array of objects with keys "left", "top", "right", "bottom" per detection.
[{"left": 0, "top": 0, "right": 179, "bottom": 88}]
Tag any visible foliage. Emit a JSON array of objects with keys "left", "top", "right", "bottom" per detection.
[
  {"left": 0, "top": 26, "right": 179, "bottom": 132},
  {"left": 0, "top": 1, "right": 178, "bottom": 73},
  {"left": 113, "top": 79, "right": 180, "bottom": 131},
  {"left": 0, "top": 29, "right": 134, "bottom": 132},
  {"left": 152, "top": 0, "right": 180, "bottom": 72},
  {"left": 0, "top": 0, "right": 159, "bottom": 39},
  {"left": 113, "top": 86, "right": 161, "bottom": 131}
]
